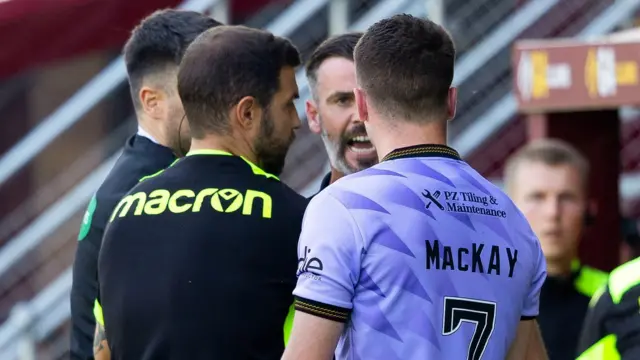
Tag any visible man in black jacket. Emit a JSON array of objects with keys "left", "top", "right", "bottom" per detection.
[
  {"left": 505, "top": 139, "right": 608, "bottom": 360},
  {"left": 98, "top": 25, "right": 307, "bottom": 360},
  {"left": 70, "top": 10, "right": 221, "bottom": 360},
  {"left": 576, "top": 218, "right": 640, "bottom": 360}
]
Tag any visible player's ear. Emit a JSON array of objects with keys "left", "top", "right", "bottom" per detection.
[
  {"left": 446, "top": 87, "right": 457, "bottom": 121},
  {"left": 234, "top": 96, "right": 262, "bottom": 131},
  {"left": 139, "top": 86, "right": 164, "bottom": 120},
  {"left": 354, "top": 88, "right": 368, "bottom": 123},
  {"left": 306, "top": 100, "right": 321, "bottom": 134}
]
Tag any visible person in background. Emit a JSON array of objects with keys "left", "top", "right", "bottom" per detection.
[
  {"left": 98, "top": 25, "right": 307, "bottom": 360},
  {"left": 70, "top": 10, "right": 221, "bottom": 360},
  {"left": 576, "top": 218, "right": 640, "bottom": 360},
  {"left": 284, "top": 14, "right": 548, "bottom": 360},
  {"left": 304, "top": 32, "right": 377, "bottom": 195},
  {"left": 505, "top": 139, "right": 608, "bottom": 360},
  {"left": 620, "top": 217, "right": 640, "bottom": 262}
]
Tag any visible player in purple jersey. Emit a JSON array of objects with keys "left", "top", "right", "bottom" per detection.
[{"left": 282, "top": 15, "right": 549, "bottom": 360}]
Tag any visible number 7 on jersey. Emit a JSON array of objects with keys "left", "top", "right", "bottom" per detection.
[{"left": 442, "top": 296, "right": 497, "bottom": 360}]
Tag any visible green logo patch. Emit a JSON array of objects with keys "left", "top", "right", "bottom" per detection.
[{"left": 78, "top": 195, "right": 97, "bottom": 241}]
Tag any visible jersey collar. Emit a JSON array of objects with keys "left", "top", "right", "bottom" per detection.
[
  {"left": 186, "top": 149, "right": 279, "bottom": 181},
  {"left": 381, "top": 144, "right": 461, "bottom": 162},
  {"left": 319, "top": 172, "right": 331, "bottom": 192},
  {"left": 137, "top": 126, "right": 160, "bottom": 144}
]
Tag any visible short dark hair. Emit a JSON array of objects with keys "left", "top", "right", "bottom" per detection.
[
  {"left": 305, "top": 32, "right": 363, "bottom": 93},
  {"left": 354, "top": 14, "right": 455, "bottom": 122},
  {"left": 124, "top": 9, "right": 221, "bottom": 110},
  {"left": 178, "top": 25, "right": 301, "bottom": 138}
]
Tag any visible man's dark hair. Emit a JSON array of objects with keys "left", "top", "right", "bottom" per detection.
[
  {"left": 305, "top": 32, "right": 363, "bottom": 95},
  {"left": 354, "top": 14, "right": 455, "bottom": 122},
  {"left": 124, "top": 9, "right": 221, "bottom": 110},
  {"left": 178, "top": 25, "right": 301, "bottom": 138}
]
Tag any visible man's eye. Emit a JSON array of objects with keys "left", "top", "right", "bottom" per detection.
[
  {"left": 527, "top": 193, "right": 545, "bottom": 202},
  {"left": 336, "top": 97, "right": 351, "bottom": 106}
]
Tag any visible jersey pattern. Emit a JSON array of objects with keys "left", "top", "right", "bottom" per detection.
[{"left": 293, "top": 145, "right": 546, "bottom": 360}]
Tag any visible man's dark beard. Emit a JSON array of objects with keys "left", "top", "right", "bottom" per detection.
[{"left": 254, "top": 111, "right": 293, "bottom": 176}]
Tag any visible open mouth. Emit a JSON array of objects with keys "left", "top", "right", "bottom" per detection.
[{"left": 347, "top": 135, "right": 375, "bottom": 154}]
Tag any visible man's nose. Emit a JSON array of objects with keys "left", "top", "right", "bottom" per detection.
[
  {"left": 349, "top": 110, "right": 361, "bottom": 124},
  {"left": 542, "top": 198, "right": 561, "bottom": 220}
]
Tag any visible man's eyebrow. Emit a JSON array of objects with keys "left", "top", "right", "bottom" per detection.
[{"left": 327, "top": 91, "right": 355, "bottom": 101}]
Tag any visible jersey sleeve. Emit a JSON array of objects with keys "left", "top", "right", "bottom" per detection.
[
  {"left": 70, "top": 195, "right": 106, "bottom": 359},
  {"left": 577, "top": 284, "right": 640, "bottom": 359},
  {"left": 292, "top": 191, "right": 362, "bottom": 323},
  {"left": 521, "top": 238, "right": 546, "bottom": 319},
  {"left": 608, "top": 286, "right": 640, "bottom": 359}
]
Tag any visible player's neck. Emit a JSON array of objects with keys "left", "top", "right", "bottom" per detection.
[
  {"left": 374, "top": 120, "right": 448, "bottom": 160},
  {"left": 546, "top": 258, "right": 574, "bottom": 278},
  {"left": 189, "top": 136, "right": 259, "bottom": 166},
  {"left": 329, "top": 168, "right": 344, "bottom": 184},
  {"left": 137, "top": 119, "right": 174, "bottom": 151}
]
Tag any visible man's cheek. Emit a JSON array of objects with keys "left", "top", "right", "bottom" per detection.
[{"left": 523, "top": 213, "right": 543, "bottom": 232}]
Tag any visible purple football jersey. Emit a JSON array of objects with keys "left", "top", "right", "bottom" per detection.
[{"left": 293, "top": 145, "right": 546, "bottom": 360}]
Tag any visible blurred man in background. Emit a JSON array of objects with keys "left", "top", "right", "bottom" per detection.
[
  {"left": 620, "top": 216, "right": 640, "bottom": 262},
  {"left": 304, "top": 32, "right": 377, "bottom": 195},
  {"left": 98, "top": 25, "right": 307, "bottom": 360},
  {"left": 505, "top": 139, "right": 608, "bottom": 360},
  {"left": 70, "top": 10, "right": 221, "bottom": 360},
  {"left": 576, "top": 218, "right": 640, "bottom": 360},
  {"left": 285, "top": 14, "right": 547, "bottom": 360}
]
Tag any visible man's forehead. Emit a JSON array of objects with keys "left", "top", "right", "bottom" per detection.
[
  {"left": 513, "top": 161, "right": 583, "bottom": 192},
  {"left": 316, "top": 57, "right": 356, "bottom": 87}
]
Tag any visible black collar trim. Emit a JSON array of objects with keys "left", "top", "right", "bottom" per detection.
[{"left": 381, "top": 144, "right": 461, "bottom": 162}]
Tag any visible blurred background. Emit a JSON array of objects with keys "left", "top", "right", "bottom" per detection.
[{"left": 0, "top": 0, "right": 639, "bottom": 358}]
